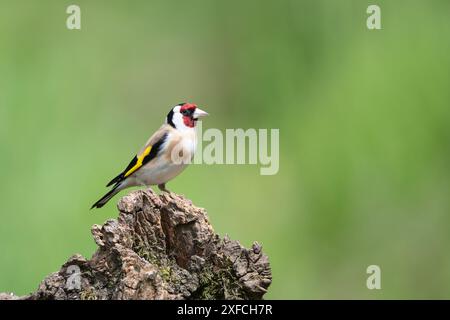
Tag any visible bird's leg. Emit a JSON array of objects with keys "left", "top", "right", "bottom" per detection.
[{"left": 158, "top": 183, "right": 170, "bottom": 193}]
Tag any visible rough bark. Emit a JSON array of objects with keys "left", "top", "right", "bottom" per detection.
[{"left": 1, "top": 190, "right": 271, "bottom": 300}]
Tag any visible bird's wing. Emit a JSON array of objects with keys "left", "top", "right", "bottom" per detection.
[{"left": 106, "top": 125, "right": 171, "bottom": 187}]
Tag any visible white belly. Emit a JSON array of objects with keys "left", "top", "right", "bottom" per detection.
[{"left": 136, "top": 159, "right": 188, "bottom": 186}]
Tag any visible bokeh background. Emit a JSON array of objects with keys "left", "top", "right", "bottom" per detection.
[{"left": 1, "top": 0, "right": 450, "bottom": 299}]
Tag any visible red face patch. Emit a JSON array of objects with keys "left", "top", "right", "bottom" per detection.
[
  {"left": 180, "top": 103, "right": 197, "bottom": 127},
  {"left": 183, "top": 117, "right": 195, "bottom": 127}
]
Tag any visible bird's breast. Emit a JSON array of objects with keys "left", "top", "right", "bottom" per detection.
[{"left": 164, "top": 129, "right": 197, "bottom": 162}]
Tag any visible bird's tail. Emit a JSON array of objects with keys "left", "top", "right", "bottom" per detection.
[{"left": 91, "top": 184, "right": 122, "bottom": 209}]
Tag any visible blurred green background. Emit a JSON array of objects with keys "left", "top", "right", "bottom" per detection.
[{"left": 1, "top": 0, "right": 450, "bottom": 299}]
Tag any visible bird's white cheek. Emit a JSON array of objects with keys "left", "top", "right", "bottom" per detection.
[{"left": 172, "top": 113, "right": 191, "bottom": 131}]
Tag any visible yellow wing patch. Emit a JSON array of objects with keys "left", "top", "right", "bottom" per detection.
[{"left": 124, "top": 146, "right": 152, "bottom": 178}]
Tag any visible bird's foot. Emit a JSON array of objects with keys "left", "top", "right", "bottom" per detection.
[{"left": 157, "top": 183, "right": 171, "bottom": 193}]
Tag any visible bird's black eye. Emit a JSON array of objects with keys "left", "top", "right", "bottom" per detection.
[{"left": 181, "top": 109, "right": 194, "bottom": 116}]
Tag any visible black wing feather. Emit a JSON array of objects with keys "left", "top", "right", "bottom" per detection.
[
  {"left": 106, "top": 156, "right": 138, "bottom": 187},
  {"left": 105, "top": 133, "right": 168, "bottom": 187}
]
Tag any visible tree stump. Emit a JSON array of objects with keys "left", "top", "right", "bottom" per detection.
[{"left": 1, "top": 190, "right": 272, "bottom": 300}]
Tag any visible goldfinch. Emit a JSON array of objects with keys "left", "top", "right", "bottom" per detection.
[{"left": 91, "top": 103, "right": 208, "bottom": 209}]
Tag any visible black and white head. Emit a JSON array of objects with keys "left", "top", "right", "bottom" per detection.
[{"left": 166, "top": 103, "right": 208, "bottom": 131}]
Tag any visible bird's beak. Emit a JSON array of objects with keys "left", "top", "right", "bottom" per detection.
[{"left": 193, "top": 108, "right": 209, "bottom": 119}]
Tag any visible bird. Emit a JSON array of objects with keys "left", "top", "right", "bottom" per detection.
[{"left": 91, "top": 102, "right": 208, "bottom": 209}]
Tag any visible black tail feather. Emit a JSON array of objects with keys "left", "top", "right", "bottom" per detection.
[
  {"left": 91, "top": 185, "right": 121, "bottom": 209},
  {"left": 106, "top": 173, "right": 124, "bottom": 187}
]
